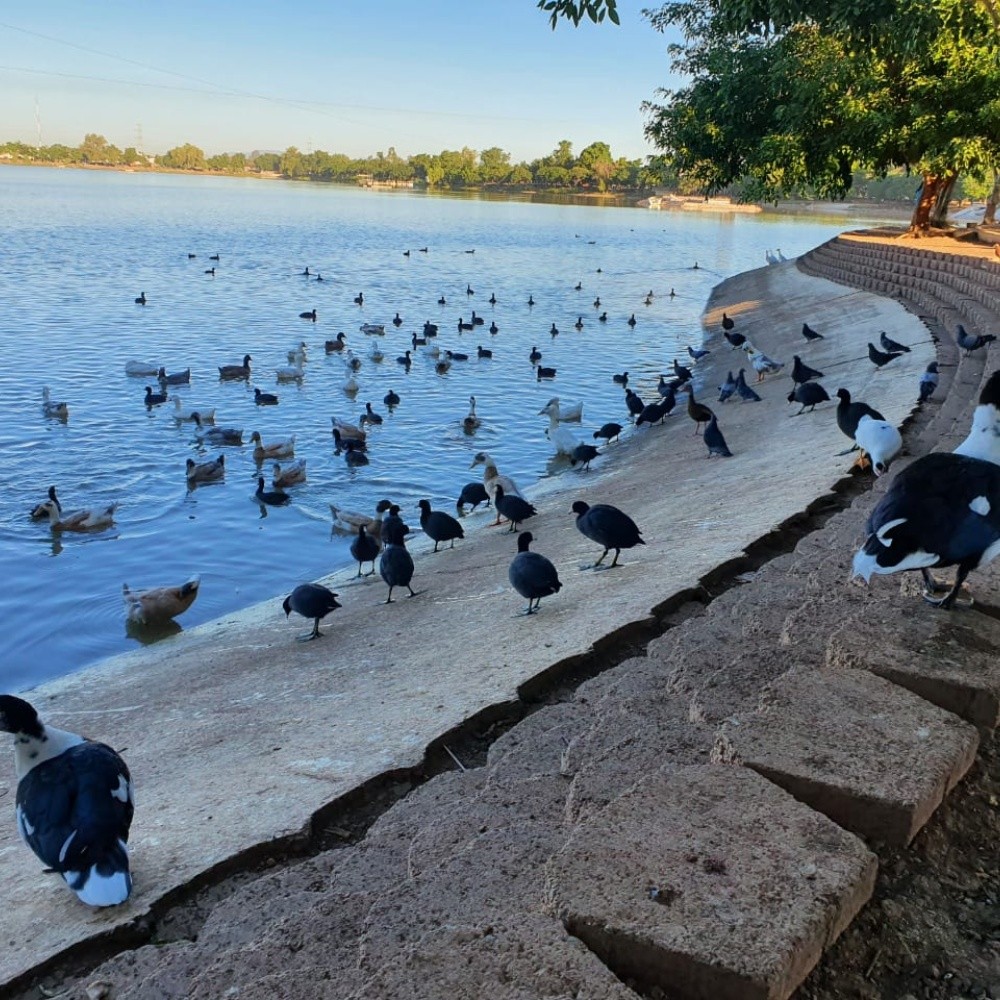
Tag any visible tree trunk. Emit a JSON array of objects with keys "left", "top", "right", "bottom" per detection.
[
  {"left": 984, "top": 171, "right": 1000, "bottom": 225},
  {"left": 908, "top": 171, "right": 958, "bottom": 232},
  {"left": 930, "top": 172, "right": 958, "bottom": 226},
  {"left": 909, "top": 172, "right": 942, "bottom": 231}
]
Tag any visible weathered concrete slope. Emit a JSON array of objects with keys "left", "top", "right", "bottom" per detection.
[{"left": 8, "top": 234, "right": 1000, "bottom": 1000}]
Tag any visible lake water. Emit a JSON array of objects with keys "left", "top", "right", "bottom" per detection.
[{"left": 0, "top": 167, "right": 882, "bottom": 691}]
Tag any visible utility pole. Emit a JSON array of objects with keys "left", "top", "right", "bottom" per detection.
[
  {"left": 34, "top": 98, "right": 42, "bottom": 147},
  {"left": 135, "top": 123, "right": 144, "bottom": 156}
]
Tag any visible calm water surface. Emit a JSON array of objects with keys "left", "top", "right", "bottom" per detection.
[{"left": 0, "top": 167, "right": 883, "bottom": 690}]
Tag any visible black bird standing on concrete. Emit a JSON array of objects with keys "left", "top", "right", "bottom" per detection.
[
  {"left": 494, "top": 484, "right": 537, "bottom": 532},
  {"left": 571, "top": 443, "right": 600, "bottom": 469},
  {"left": 456, "top": 482, "right": 490, "bottom": 514},
  {"left": 282, "top": 583, "right": 341, "bottom": 640},
  {"left": 787, "top": 382, "right": 831, "bottom": 414},
  {"left": 624, "top": 388, "right": 645, "bottom": 422},
  {"left": 868, "top": 342, "right": 902, "bottom": 368},
  {"left": 791, "top": 355, "right": 824, "bottom": 384},
  {"left": 571, "top": 500, "right": 645, "bottom": 568},
  {"left": 703, "top": 415, "right": 733, "bottom": 457},
  {"left": 508, "top": 532, "right": 562, "bottom": 615},
  {"left": 801, "top": 322, "right": 824, "bottom": 341},
  {"left": 417, "top": 499, "right": 464, "bottom": 551},
  {"left": 593, "top": 422, "right": 623, "bottom": 444},
  {"left": 380, "top": 523, "right": 416, "bottom": 603},
  {"left": 724, "top": 329, "right": 747, "bottom": 350},
  {"left": 349, "top": 524, "right": 380, "bottom": 577}
]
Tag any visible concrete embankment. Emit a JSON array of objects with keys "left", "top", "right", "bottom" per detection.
[{"left": 4, "top": 234, "right": 1000, "bottom": 999}]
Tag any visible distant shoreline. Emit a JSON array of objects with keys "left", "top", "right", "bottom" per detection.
[{"left": 0, "top": 159, "right": 916, "bottom": 216}]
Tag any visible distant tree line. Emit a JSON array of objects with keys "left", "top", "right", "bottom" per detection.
[
  {"left": 0, "top": 133, "right": 662, "bottom": 192},
  {"left": 1, "top": 132, "right": 989, "bottom": 205}
]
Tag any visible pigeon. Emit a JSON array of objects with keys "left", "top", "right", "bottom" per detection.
[
  {"left": 508, "top": 532, "right": 562, "bottom": 615},
  {"left": 718, "top": 372, "right": 737, "bottom": 403},
  {"left": 687, "top": 345, "right": 711, "bottom": 360},
  {"left": 956, "top": 324, "right": 997, "bottom": 356},
  {"left": 918, "top": 363, "right": 939, "bottom": 403},
  {"left": 735, "top": 369, "right": 762, "bottom": 402},
  {"left": 801, "top": 323, "right": 824, "bottom": 341},
  {"left": 880, "top": 331, "right": 911, "bottom": 353},
  {"left": 787, "top": 382, "right": 831, "bottom": 414},
  {"left": 791, "top": 355, "right": 824, "bottom": 384},
  {"left": 703, "top": 416, "right": 733, "bottom": 457},
  {"left": 724, "top": 330, "right": 747, "bottom": 350},
  {"left": 868, "top": 342, "right": 902, "bottom": 368}
]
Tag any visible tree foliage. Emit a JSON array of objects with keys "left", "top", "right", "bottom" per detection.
[
  {"left": 537, "top": 0, "right": 619, "bottom": 28},
  {"left": 641, "top": 0, "right": 1000, "bottom": 228}
]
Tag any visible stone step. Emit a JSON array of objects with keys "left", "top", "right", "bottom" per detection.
[
  {"left": 546, "top": 764, "right": 877, "bottom": 1000},
  {"left": 720, "top": 667, "right": 980, "bottom": 846}
]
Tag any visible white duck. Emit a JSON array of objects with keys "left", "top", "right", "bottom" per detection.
[
  {"left": 185, "top": 455, "right": 225, "bottom": 483},
  {"left": 286, "top": 342, "right": 308, "bottom": 364},
  {"left": 369, "top": 343, "right": 385, "bottom": 363},
  {"left": 273, "top": 459, "right": 307, "bottom": 487},
  {"left": 855, "top": 416, "right": 902, "bottom": 476},
  {"left": 329, "top": 498, "right": 393, "bottom": 537},
  {"left": 463, "top": 395, "right": 482, "bottom": 432},
  {"left": 343, "top": 373, "right": 360, "bottom": 395},
  {"left": 954, "top": 371, "right": 1000, "bottom": 465},
  {"left": 171, "top": 396, "right": 215, "bottom": 423},
  {"left": 123, "top": 576, "right": 200, "bottom": 625},
  {"left": 41, "top": 386, "right": 69, "bottom": 419},
  {"left": 539, "top": 399, "right": 583, "bottom": 456},
  {"left": 35, "top": 499, "right": 117, "bottom": 532},
  {"left": 124, "top": 360, "right": 159, "bottom": 376},
  {"left": 276, "top": 359, "right": 305, "bottom": 382},
  {"left": 541, "top": 397, "right": 583, "bottom": 422},
  {"left": 249, "top": 430, "right": 295, "bottom": 461}
]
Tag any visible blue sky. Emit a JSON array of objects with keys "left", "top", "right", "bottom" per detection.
[{"left": 0, "top": 2, "right": 684, "bottom": 163}]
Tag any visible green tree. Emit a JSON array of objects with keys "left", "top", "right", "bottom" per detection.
[
  {"left": 160, "top": 143, "right": 207, "bottom": 170},
  {"left": 538, "top": 0, "right": 618, "bottom": 28},
  {"left": 641, "top": 0, "right": 1000, "bottom": 230},
  {"left": 578, "top": 141, "right": 614, "bottom": 190},
  {"left": 479, "top": 146, "right": 512, "bottom": 185}
]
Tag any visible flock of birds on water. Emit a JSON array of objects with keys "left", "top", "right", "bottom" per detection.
[{"left": 8, "top": 240, "right": 1000, "bottom": 911}]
